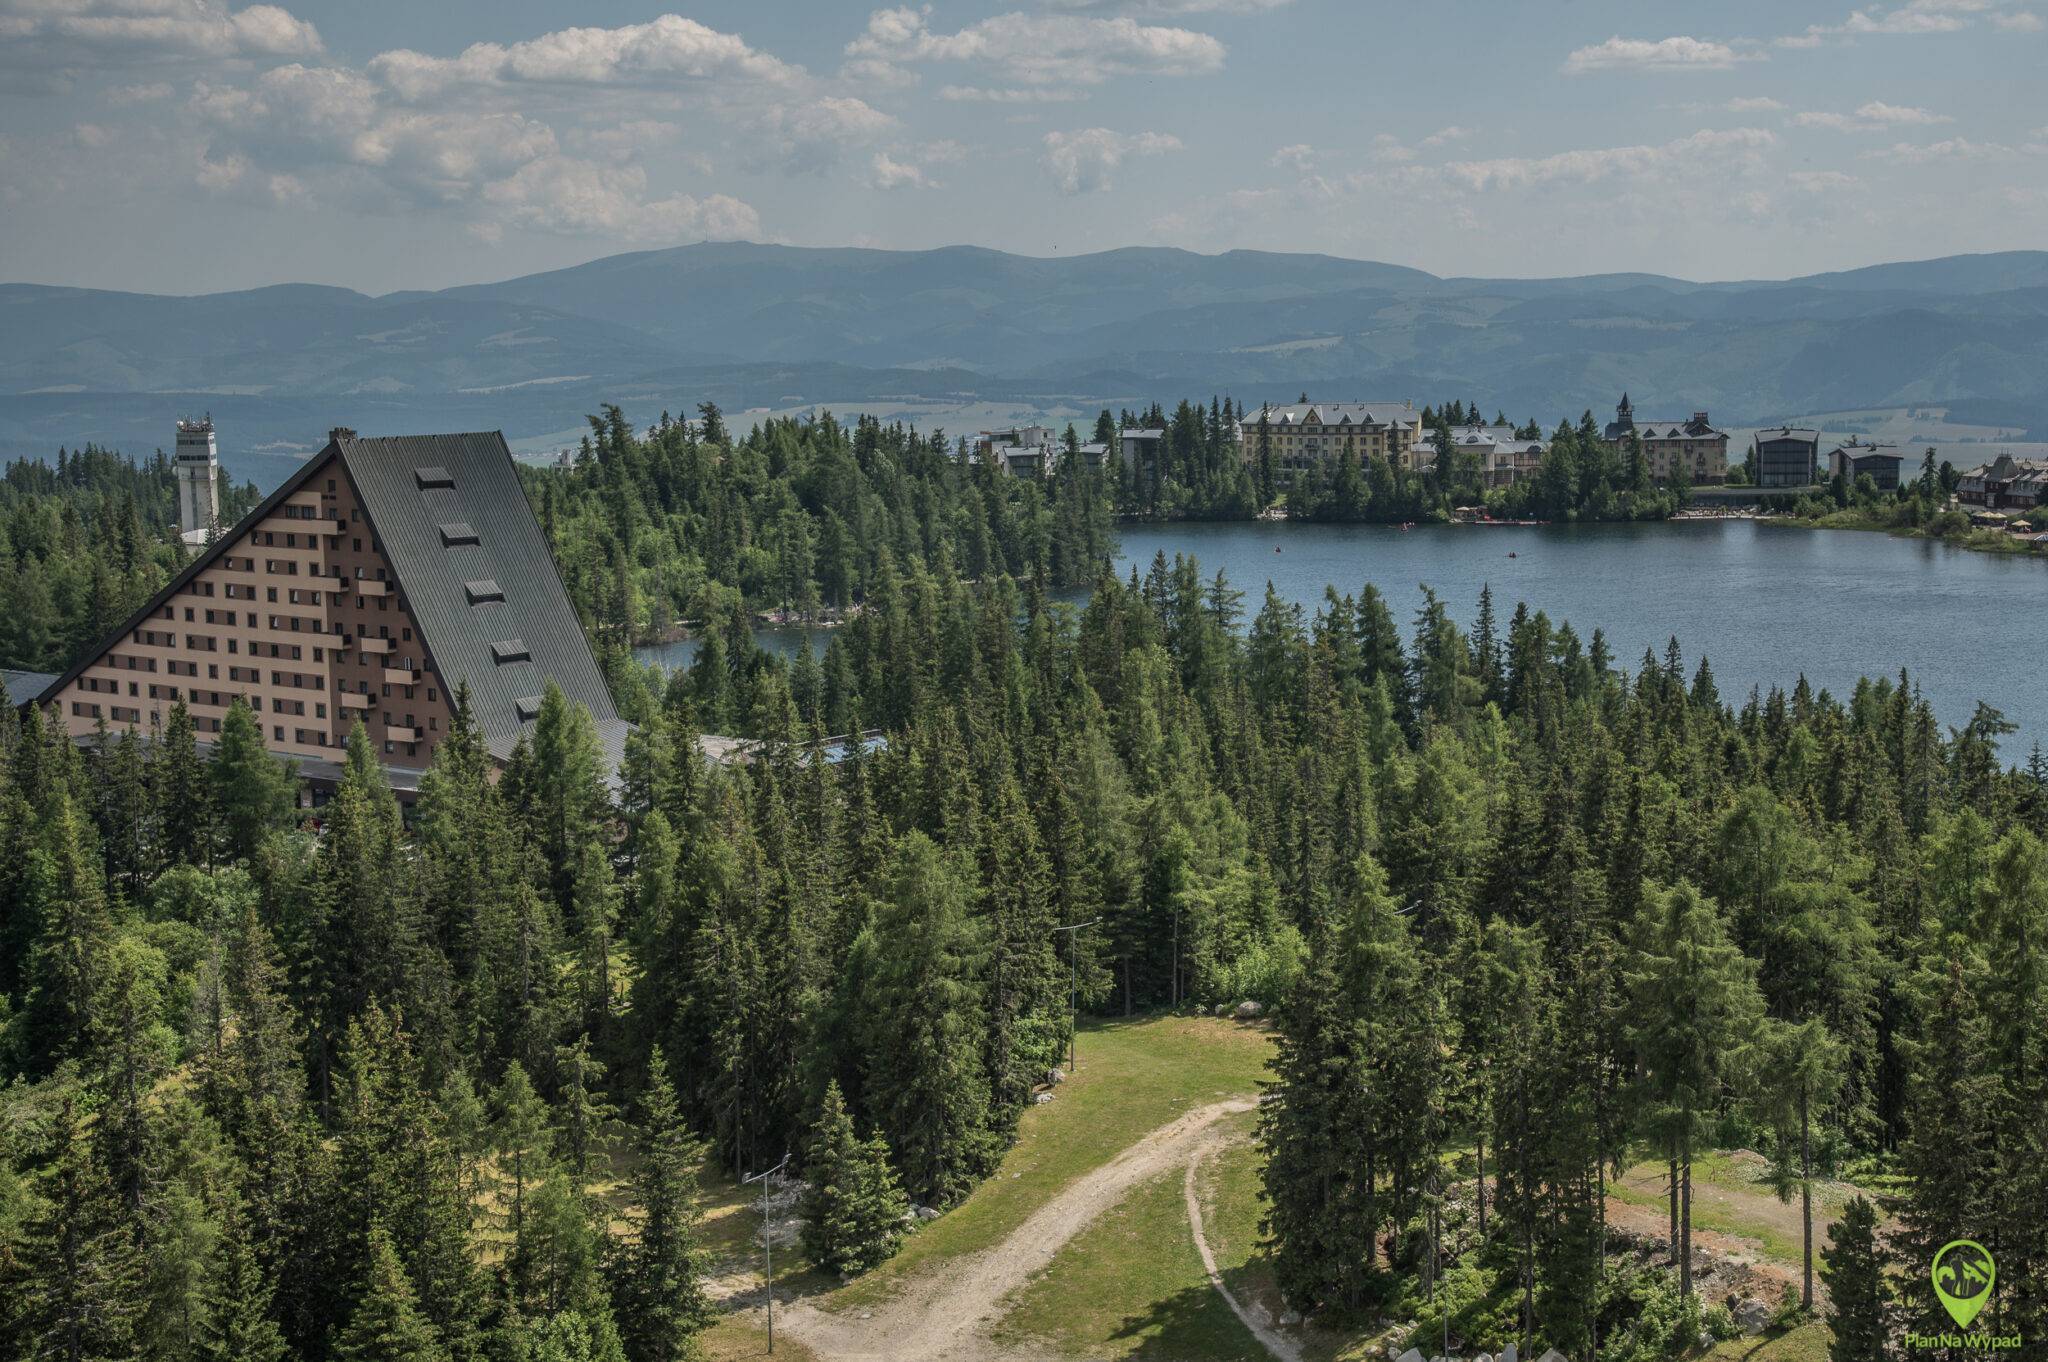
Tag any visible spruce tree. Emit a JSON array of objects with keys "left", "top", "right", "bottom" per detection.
[
  {"left": 1822, "top": 1195, "right": 1889, "bottom": 1362},
  {"left": 612, "top": 1050, "right": 711, "bottom": 1362},
  {"left": 800, "top": 1080, "right": 908, "bottom": 1277},
  {"left": 156, "top": 700, "right": 213, "bottom": 868},
  {"left": 201, "top": 1207, "right": 289, "bottom": 1362},
  {"left": 854, "top": 833, "right": 994, "bottom": 1207},
  {"left": 1626, "top": 880, "right": 1764, "bottom": 1300},
  {"left": 210, "top": 698, "right": 296, "bottom": 863},
  {"left": 333, "top": 1222, "right": 444, "bottom": 1362}
]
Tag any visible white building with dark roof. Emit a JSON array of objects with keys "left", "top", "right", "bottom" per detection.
[
  {"left": 1444, "top": 420, "right": 1548, "bottom": 487},
  {"left": 1606, "top": 395, "right": 1729, "bottom": 484},
  {"left": 1233, "top": 400, "right": 1422, "bottom": 480}
]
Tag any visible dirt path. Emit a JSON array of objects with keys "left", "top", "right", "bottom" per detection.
[
  {"left": 751, "top": 1099, "right": 1256, "bottom": 1362},
  {"left": 1183, "top": 1136, "right": 1302, "bottom": 1362}
]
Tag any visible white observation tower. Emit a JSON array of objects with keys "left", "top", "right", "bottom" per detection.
[{"left": 175, "top": 416, "right": 220, "bottom": 555}]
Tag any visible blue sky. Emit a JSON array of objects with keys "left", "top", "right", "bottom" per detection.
[{"left": 2, "top": 0, "right": 2044, "bottom": 294}]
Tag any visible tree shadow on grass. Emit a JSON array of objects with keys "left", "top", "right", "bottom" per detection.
[{"left": 1104, "top": 1281, "right": 1273, "bottom": 1362}]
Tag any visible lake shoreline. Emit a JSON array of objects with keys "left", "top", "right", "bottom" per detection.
[{"left": 642, "top": 518, "right": 2048, "bottom": 751}]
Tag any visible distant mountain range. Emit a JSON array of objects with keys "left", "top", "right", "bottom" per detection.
[{"left": 6, "top": 242, "right": 2047, "bottom": 489}]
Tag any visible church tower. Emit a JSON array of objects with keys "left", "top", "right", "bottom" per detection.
[{"left": 174, "top": 416, "right": 220, "bottom": 553}]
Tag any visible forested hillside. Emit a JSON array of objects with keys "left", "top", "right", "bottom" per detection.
[
  {"left": 529, "top": 397, "right": 1673, "bottom": 655},
  {"left": 2, "top": 531, "right": 2045, "bottom": 1358},
  {"left": 0, "top": 446, "right": 259, "bottom": 673}
]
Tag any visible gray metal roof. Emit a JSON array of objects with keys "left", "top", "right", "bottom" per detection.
[
  {"left": 2, "top": 669, "right": 58, "bottom": 705},
  {"left": 334, "top": 431, "right": 621, "bottom": 763}
]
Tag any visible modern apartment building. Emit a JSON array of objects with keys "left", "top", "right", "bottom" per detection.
[
  {"left": 1827, "top": 439, "right": 1904, "bottom": 490},
  {"left": 27, "top": 427, "right": 626, "bottom": 794},
  {"left": 1749, "top": 426, "right": 1823, "bottom": 489}
]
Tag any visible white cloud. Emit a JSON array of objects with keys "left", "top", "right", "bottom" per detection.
[
  {"left": 1040, "top": 126, "right": 1181, "bottom": 193},
  {"left": 1725, "top": 96, "right": 1786, "bottom": 112},
  {"left": 0, "top": 0, "right": 321, "bottom": 83},
  {"left": 867, "top": 138, "right": 965, "bottom": 190},
  {"left": 72, "top": 121, "right": 113, "bottom": 147},
  {"left": 1040, "top": 0, "right": 1277, "bottom": 11},
  {"left": 1991, "top": 8, "right": 2044, "bottom": 26},
  {"left": 937, "top": 83, "right": 1087, "bottom": 102},
  {"left": 108, "top": 80, "right": 175, "bottom": 104},
  {"left": 1563, "top": 35, "right": 1759, "bottom": 73},
  {"left": 195, "top": 148, "right": 249, "bottom": 188},
  {"left": 745, "top": 96, "right": 897, "bottom": 174},
  {"left": 1370, "top": 133, "right": 1414, "bottom": 164},
  {"left": 186, "top": 53, "right": 764, "bottom": 239},
  {"left": 1786, "top": 169, "right": 1860, "bottom": 190},
  {"left": 1422, "top": 125, "right": 1474, "bottom": 146},
  {"left": 1781, "top": 0, "right": 2021, "bottom": 43},
  {"left": 1039, "top": 0, "right": 1288, "bottom": 11},
  {"left": 1445, "top": 126, "right": 1776, "bottom": 190},
  {"left": 368, "top": 14, "right": 798, "bottom": 100},
  {"left": 1868, "top": 136, "right": 2010, "bottom": 161},
  {"left": 847, "top": 9, "right": 1226, "bottom": 86},
  {"left": 869, "top": 152, "right": 929, "bottom": 189},
  {"left": 1268, "top": 142, "right": 1315, "bottom": 170},
  {"left": 481, "top": 156, "right": 759, "bottom": 240},
  {"left": 1796, "top": 100, "right": 1953, "bottom": 130}
]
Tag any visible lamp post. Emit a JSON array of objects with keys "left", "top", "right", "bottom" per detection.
[
  {"left": 741, "top": 1154, "right": 790, "bottom": 1353},
  {"left": 1052, "top": 919, "right": 1100, "bottom": 1073}
]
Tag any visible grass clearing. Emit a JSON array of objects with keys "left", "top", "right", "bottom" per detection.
[
  {"left": 1613, "top": 1149, "right": 1866, "bottom": 1269},
  {"left": 1692, "top": 1318, "right": 1834, "bottom": 1362},
  {"left": 993, "top": 1161, "right": 1258, "bottom": 1361},
  {"left": 826, "top": 1012, "right": 1275, "bottom": 1311},
  {"left": 697, "top": 1315, "right": 821, "bottom": 1362}
]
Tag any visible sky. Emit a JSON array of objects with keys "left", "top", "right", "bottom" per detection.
[{"left": 1, "top": 0, "right": 2045, "bottom": 295}]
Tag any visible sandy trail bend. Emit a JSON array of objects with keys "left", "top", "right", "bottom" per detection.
[
  {"left": 760, "top": 1098, "right": 1255, "bottom": 1362},
  {"left": 1183, "top": 1138, "right": 1302, "bottom": 1362}
]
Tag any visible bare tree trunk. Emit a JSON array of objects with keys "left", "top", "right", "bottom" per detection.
[
  {"left": 1476, "top": 1133, "right": 1487, "bottom": 1237},
  {"left": 1680, "top": 1138, "right": 1694, "bottom": 1300},
  {"left": 1668, "top": 1141, "right": 1680, "bottom": 1258},
  {"left": 1800, "top": 1083, "right": 1814, "bottom": 1310}
]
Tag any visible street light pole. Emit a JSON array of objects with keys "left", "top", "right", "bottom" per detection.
[
  {"left": 1052, "top": 919, "right": 1100, "bottom": 1073},
  {"left": 741, "top": 1154, "right": 790, "bottom": 1354}
]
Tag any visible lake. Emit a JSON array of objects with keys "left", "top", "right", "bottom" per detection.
[{"left": 635, "top": 519, "right": 2048, "bottom": 754}]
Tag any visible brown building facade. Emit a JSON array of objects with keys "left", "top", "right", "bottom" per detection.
[{"left": 36, "top": 428, "right": 626, "bottom": 790}]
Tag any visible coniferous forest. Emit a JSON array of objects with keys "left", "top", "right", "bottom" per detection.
[{"left": 0, "top": 413, "right": 2044, "bottom": 1361}]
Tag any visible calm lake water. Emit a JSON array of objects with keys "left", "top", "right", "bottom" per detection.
[{"left": 636, "top": 520, "right": 2048, "bottom": 753}]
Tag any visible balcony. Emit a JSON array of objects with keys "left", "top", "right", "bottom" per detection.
[
  {"left": 382, "top": 667, "right": 420, "bottom": 688},
  {"left": 353, "top": 579, "right": 392, "bottom": 598},
  {"left": 262, "top": 513, "right": 345, "bottom": 537},
  {"left": 355, "top": 636, "right": 394, "bottom": 655},
  {"left": 386, "top": 725, "right": 423, "bottom": 743},
  {"left": 339, "top": 691, "right": 372, "bottom": 710}
]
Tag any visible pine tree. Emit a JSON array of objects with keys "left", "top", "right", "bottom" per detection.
[
  {"left": 854, "top": 833, "right": 994, "bottom": 1207},
  {"left": 1822, "top": 1195, "right": 1889, "bottom": 1362},
  {"left": 156, "top": 700, "right": 214, "bottom": 868},
  {"left": 210, "top": 698, "right": 296, "bottom": 863},
  {"left": 1258, "top": 920, "right": 1378, "bottom": 1313},
  {"left": 201, "top": 1208, "right": 289, "bottom": 1362},
  {"left": 800, "top": 1080, "right": 908, "bottom": 1277},
  {"left": 332, "top": 1222, "right": 444, "bottom": 1362},
  {"left": 612, "top": 1050, "right": 711, "bottom": 1362},
  {"left": 1626, "top": 880, "right": 1765, "bottom": 1300},
  {"left": 11, "top": 1095, "right": 147, "bottom": 1362}
]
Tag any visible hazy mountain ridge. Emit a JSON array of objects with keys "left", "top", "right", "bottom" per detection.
[{"left": 5, "top": 242, "right": 2046, "bottom": 483}]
